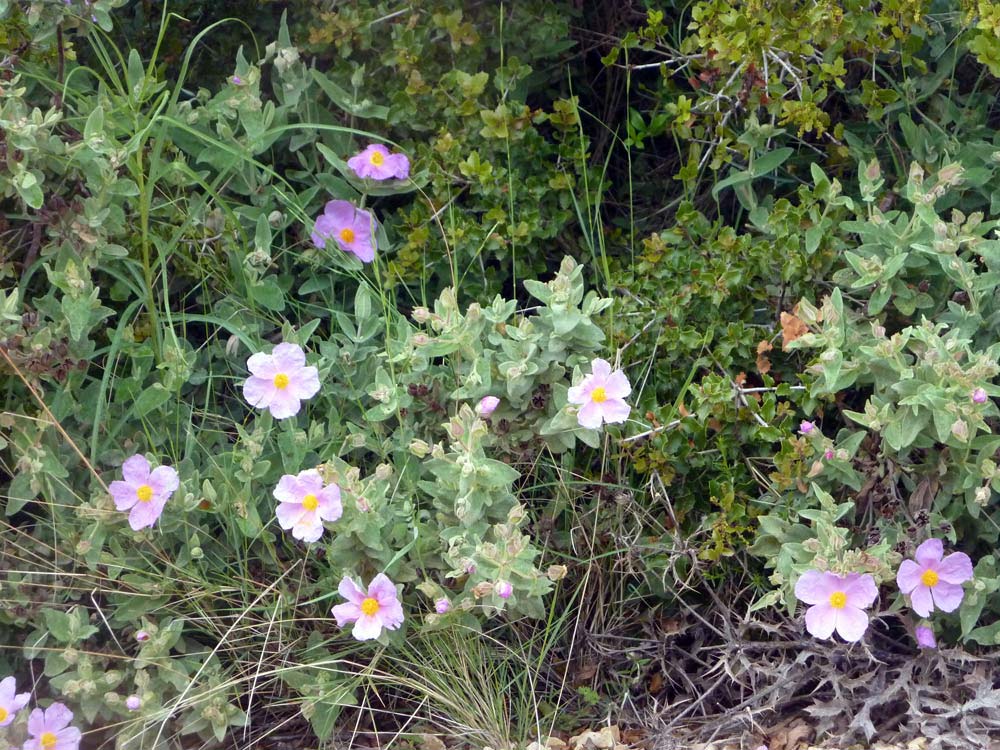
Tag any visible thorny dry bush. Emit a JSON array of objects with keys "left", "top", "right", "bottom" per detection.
[{"left": 569, "top": 489, "right": 1000, "bottom": 750}]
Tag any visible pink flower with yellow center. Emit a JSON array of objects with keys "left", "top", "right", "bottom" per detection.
[
  {"left": 331, "top": 574, "right": 405, "bottom": 641},
  {"left": 242, "top": 342, "right": 320, "bottom": 420},
  {"left": 567, "top": 358, "right": 631, "bottom": 429},
  {"left": 108, "top": 454, "right": 179, "bottom": 531},
  {"left": 311, "top": 200, "right": 377, "bottom": 263},
  {"left": 23, "top": 703, "right": 80, "bottom": 750},
  {"left": 0, "top": 676, "right": 29, "bottom": 727},
  {"left": 896, "top": 538, "right": 973, "bottom": 617},
  {"left": 794, "top": 570, "right": 878, "bottom": 642},
  {"left": 347, "top": 144, "right": 410, "bottom": 181},
  {"left": 273, "top": 469, "right": 343, "bottom": 543}
]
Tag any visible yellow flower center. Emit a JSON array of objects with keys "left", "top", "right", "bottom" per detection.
[
  {"left": 370, "top": 150, "right": 385, "bottom": 166},
  {"left": 339, "top": 227, "right": 356, "bottom": 244},
  {"left": 273, "top": 373, "right": 290, "bottom": 390},
  {"left": 591, "top": 386, "right": 607, "bottom": 404},
  {"left": 0, "top": 707, "right": 7, "bottom": 723},
  {"left": 136, "top": 484, "right": 153, "bottom": 503},
  {"left": 921, "top": 569, "right": 939, "bottom": 587},
  {"left": 302, "top": 493, "right": 319, "bottom": 512},
  {"left": 361, "top": 597, "right": 380, "bottom": 616},
  {"left": 40, "top": 732, "right": 57, "bottom": 749},
  {"left": 828, "top": 591, "right": 847, "bottom": 609}
]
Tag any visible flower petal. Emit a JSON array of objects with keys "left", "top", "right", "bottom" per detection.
[
  {"left": 909, "top": 584, "right": 934, "bottom": 617},
  {"left": 576, "top": 401, "right": 604, "bottom": 429},
  {"left": 267, "top": 390, "right": 302, "bottom": 419},
  {"left": 243, "top": 375, "right": 276, "bottom": 409},
  {"left": 590, "top": 359, "right": 612, "bottom": 378},
  {"left": 338, "top": 576, "right": 367, "bottom": 606},
  {"left": 352, "top": 614, "right": 383, "bottom": 641},
  {"left": 794, "top": 570, "right": 838, "bottom": 605},
  {"left": 246, "top": 352, "right": 278, "bottom": 378},
  {"left": 368, "top": 573, "right": 398, "bottom": 605},
  {"left": 292, "top": 516, "right": 324, "bottom": 543},
  {"left": 567, "top": 381, "right": 593, "bottom": 406},
  {"left": 600, "top": 398, "right": 630, "bottom": 425},
  {"left": 833, "top": 606, "right": 870, "bottom": 642},
  {"left": 121, "top": 454, "right": 150, "bottom": 484},
  {"left": 914, "top": 538, "right": 943, "bottom": 567},
  {"left": 129, "top": 498, "right": 166, "bottom": 530},
  {"left": 842, "top": 573, "right": 878, "bottom": 608},
  {"left": 936, "top": 552, "right": 973, "bottom": 584},
  {"left": 331, "top": 601, "right": 361, "bottom": 627},
  {"left": 323, "top": 200, "right": 356, "bottom": 226},
  {"left": 289, "top": 366, "right": 321, "bottom": 400},
  {"left": 148, "top": 466, "right": 179, "bottom": 496},
  {"left": 603, "top": 370, "right": 631, "bottom": 399},
  {"left": 53, "top": 727, "right": 82, "bottom": 750},
  {"left": 27, "top": 707, "right": 45, "bottom": 737},
  {"left": 804, "top": 603, "right": 837, "bottom": 639},
  {"left": 275, "top": 502, "right": 307, "bottom": 531},
  {"left": 271, "top": 342, "right": 306, "bottom": 369},
  {"left": 44, "top": 703, "right": 74, "bottom": 731},
  {"left": 896, "top": 559, "right": 924, "bottom": 594},
  {"left": 0, "top": 676, "right": 13, "bottom": 702},
  {"left": 377, "top": 598, "right": 405, "bottom": 630},
  {"left": 273, "top": 474, "right": 301, "bottom": 504},
  {"left": 110, "top": 480, "right": 138, "bottom": 511},
  {"left": 930, "top": 581, "right": 965, "bottom": 613}
]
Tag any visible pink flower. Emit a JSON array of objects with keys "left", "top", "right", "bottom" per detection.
[
  {"left": 896, "top": 538, "right": 973, "bottom": 617},
  {"left": 477, "top": 396, "right": 500, "bottom": 416},
  {"left": 311, "top": 200, "right": 376, "bottom": 262},
  {"left": 973, "top": 387, "right": 988, "bottom": 404},
  {"left": 799, "top": 420, "right": 815, "bottom": 435},
  {"left": 434, "top": 597, "right": 450, "bottom": 614},
  {"left": 496, "top": 580, "right": 513, "bottom": 599},
  {"left": 794, "top": 570, "right": 878, "bottom": 642},
  {"left": 567, "top": 358, "right": 631, "bottom": 429},
  {"left": 273, "top": 469, "right": 343, "bottom": 543},
  {"left": 23, "top": 703, "right": 81, "bottom": 750},
  {"left": 134, "top": 630, "right": 149, "bottom": 642},
  {"left": 125, "top": 696, "right": 141, "bottom": 711},
  {"left": 331, "top": 574, "right": 405, "bottom": 641},
  {"left": 347, "top": 144, "right": 410, "bottom": 181},
  {"left": 824, "top": 448, "right": 834, "bottom": 460},
  {"left": 915, "top": 625, "right": 936, "bottom": 649},
  {"left": 109, "top": 455, "right": 179, "bottom": 531},
  {"left": 0, "top": 676, "right": 30, "bottom": 727},
  {"left": 242, "top": 342, "right": 320, "bottom": 420}
]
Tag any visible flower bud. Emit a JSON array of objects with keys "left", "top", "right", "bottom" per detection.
[
  {"left": 799, "top": 420, "right": 815, "bottom": 435},
  {"left": 973, "top": 387, "right": 988, "bottom": 404},
  {"left": 495, "top": 580, "right": 513, "bottom": 599},
  {"left": 434, "top": 598, "right": 450, "bottom": 614},
  {"left": 477, "top": 396, "right": 500, "bottom": 416},
  {"left": 126, "top": 695, "right": 141, "bottom": 711},
  {"left": 546, "top": 565, "right": 568, "bottom": 581},
  {"left": 135, "top": 630, "right": 150, "bottom": 642},
  {"left": 409, "top": 439, "right": 431, "bottom": 458},
  {"left": 915, "top": 625, "right": 936, "bottom": 649}
]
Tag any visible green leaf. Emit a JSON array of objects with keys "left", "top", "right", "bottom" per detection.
[
  {"left": 133, "top": 383, "right": 172, "bottom": 417},
  {"left": 750, "top": 147, "right": 794, "bottom": 178}
]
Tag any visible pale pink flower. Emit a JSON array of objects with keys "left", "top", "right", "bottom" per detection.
[
  {"left": 0, "top": 676, "right": 30, "bottom": 727},
  {"left": 799, "top": 420, "right": 815, "bottom": 435},
  {"left": 331, "top": 574, "right": 405, "bottom": 641},
  {"left": 973, "top": 387, "right": 988, "bottom": 404},
  {"left": 434, "top": 597, "right": 450, "bottom": 614},
  {"left": 794, "top": 570, "right": 878, "bottom": 642},
  {"left": 242, "top": 342, "right": 320, "bottom": 420},
  {"left": 109, "top": 455, "right": 179, "bottom": 531},
  {"left": 311, "top": 200, "right": 376, "bottom": 262},
  {"left": 273, "top": 469, "right": 343, "bottom": 543},
  {"left": 125, "top": 696, "right": 141, "bottom": 711},
  {"left": 915, "top": 625, "right": 936, "bottom": 649},
  {"left": 896, "top": 538, "right": 973, "bottom": 617},
  {"left": 134, "top": 630, "right": 149, "bottom": 642},
  {"left": 477, "top": 396, "right": 500, "bottom": 416},
  {"left": 347, "top": 144, "right": 410, "bottom": 180},
  {"left": 23, "top": 703, "right": 81, "bottom": 750},
  {"left": 496, "top": 580, "right": 513, "bottom": 599},
  {"left": 567, "top": 358, "right": 631, "bottom": 429}
]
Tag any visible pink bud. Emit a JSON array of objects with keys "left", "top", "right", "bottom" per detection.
[
  {"left": 915, "top": 625, "right": 936, "bottom": 649},
  {"left": 973, "top": 388, "right": 988, "bottom": 404},
  {"left": 464, "top": 561, "right": 476, "bottom": 575},
  {"left": 135, "top": 630, "right": 149, "bottom": 642},
  {"left": 434, "top": 597, "right": 450, "bottom": 614},
  {"left": 799, "top": 420, "right": 815, "bottom": 435},
  {"left": 231, "top": 75, "right": 243, "bottom": 85},
  {"left": 477, "top": 396, "right": 500, "bottom": 416},
  {"left": 496, "top": 580, "right": 513, "bottom": 599},
  {"left": 126, "top": 695, "right": 141, "bottom": 711},
  {"left": 824, "top": 448, "right": 834, "bottom": 460}
]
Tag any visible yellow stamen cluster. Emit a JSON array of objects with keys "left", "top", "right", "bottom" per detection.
[
  {"left": 921, "top": 569, "right": 939, "bottom": 587},
  {"left": 361, "top": 597, "right": 380, "bottom": 616},
  {"left": 370, "top": 150, "right": 385, "bottom": 166},
  {"left": 40, "top": 732, "right": 58, "bottom": 749},
  {"left": 0, "top": 707, "right": 8, "bottom": 723},
  {"left": 273, "top": 373, "right": 290, "bottom": 390},
  {"left": 302, "top": 493, "right": 319, "bottom": 511},
  {"left": 828, "top": 591, "right": 847, "bottom": 609},
  {"left": 136, "top": 484, "right": 153, "bottom": 503},
  {"left": 591, "top": 386, "right": 608, "bottom": 403},
  {"left": 339, "top": 227, "right": 356, "bottom": 244}
]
